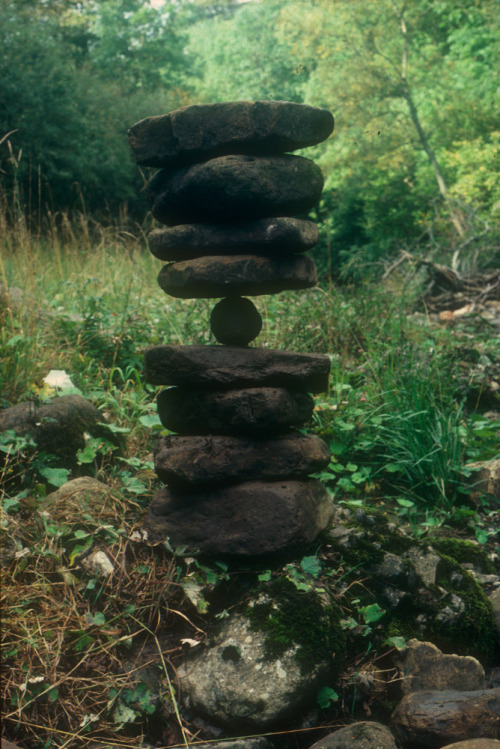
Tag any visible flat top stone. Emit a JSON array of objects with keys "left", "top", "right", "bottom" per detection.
[
  {"left": 145, "top": 345, "right": 330, "bottom": 393},
  {"left": 128, "top": 100, "right": 334, "bottom": 168}
]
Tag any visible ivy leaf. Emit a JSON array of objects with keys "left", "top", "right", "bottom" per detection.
[
  {"left": 39, "top": 466, "right": 69, "bottom": 487},
  {"left": 300, "top": 555, "right": 322, "bottom": 578},
  {"left": 317, "top": 686, "right": 340, "bottom": 709}
]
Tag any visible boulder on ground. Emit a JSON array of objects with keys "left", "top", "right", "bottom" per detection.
[
  {"left": 391, "top": 688, "right": 500, "bottom": 747},
  {"left": 128, "top": 100, "right": 334, "bottom": 168},
  {"left": 147, "top": 154, "right": 324, "bottom": 225},
  {"left": 145, "top": 479, "right": 333, "bottom": 557},
  {"left": 145, "top": 345, "right": 330, "bottom": 393},
  {"left": 147, "top": 217, "right": 319, "bottom": 261},
  {"left": 309, "top": 722, "right": 398, "bottom": 749},
  {"left": 0, "top": 394, "right": 107, "bottom": 461},
  {"left": 157, "top": 254, "right": 318, "bottom": 298},
  {"left": 156, "top": 386, "right": 315, "bottom": 435},
  {"left": 440, "top": 740, "right": 500, "bottom": 748},
  {"left": 178, "top": 578, "right": 343, "bottom": 729}
]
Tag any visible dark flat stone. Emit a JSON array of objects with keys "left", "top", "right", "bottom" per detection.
[
  {"left": 128, "top": 100, "right": 334, "bottom": 168},
  {"left": 210, "top": 297, "right": 262, "bottom": 345},
  {"left": 145, "top": 479, "right": 334, "bottom": 556},
  {"left": 148, "top": 218, "right": 319, "bottom": 261},
  {"left": 147, "top": 154, "right": 324, "bottom": 225},
  {"left": 145, "top": 345, "right": 330, "bottom": 393},
  {"left": 156, "top": 386, "right": 315, "bottom": 435},
  {"left": 157, "top": 254, "right": 317, "bottom": 298},
  {"left": 154, "top": 432, "right": 330, "bottom": 488}
]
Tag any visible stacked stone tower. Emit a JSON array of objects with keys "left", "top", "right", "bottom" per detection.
[{"left": 128, "top": 101, "right": 334, "bottom": 557}]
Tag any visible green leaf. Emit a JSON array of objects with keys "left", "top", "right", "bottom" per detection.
[
  {"left": 39, "top": 467, "right": 69, "bottom": 487},
  {"left": 385, "top": 635, "right": 406, "bottom": 651},
  {"left": 300, "top": 555, "right": 322, "bottom": 578},
  {"left": 76, "top": 444, "right": 97, "bottom": 464},
  {"left": 317, "top": 686, "right": 340, "bottom": 709},
  {"left": 139, "top": 413, "right": 162, "bottom": 429},
  {"left": 86, "top": 612, "right": 106, "bottom": 627},
  {"left": 397, "top": 498, "right": 415, "bottom": 508},
  {"left": 258, "top": 570, "right": 272, "bottom": 582},
  {"left": 475, "top": 528, "right": 489, "bottom": 545},
  {"left": 359, "top": 603, "right": 385, "bottom": 624}
]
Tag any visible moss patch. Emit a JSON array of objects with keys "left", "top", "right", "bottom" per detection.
[
  {"left": 427, "top": 536, "right": 496, "bottom": 574},
  {"left": 245, "top": 578, "right": 345, "bottom": 674}
]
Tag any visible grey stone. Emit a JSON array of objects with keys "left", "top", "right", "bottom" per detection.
[
  {"left": 156, "top": 386, "right": 315, "bottom": 435},
  {"left": 465, "top": 459, "right": 500, "bottom": 503},
  {"left": 396, "top": 639, "right": 485, "bottom": 695},
  {"left": 177, "top": 581, "right": 340, "bottom": 728},
  {"left": 391, "top": 688, "right": 500, "bottom": 747},
  {"left": 489, "top": 587, "right": 500, "bottom": 637},
  {"left": 153, "top": 432, "right": 330, "bottom": 488},
  {"left": 440, "top": 740, "right": 500, "bottom": 748},
  {"left": 309, "top": 722, "right": 398, "bottom": 749},
  {"left": 210, "top": 297, "right": 262, "bottom": 346},
  {"left": 147, "top": 217, "right": 319, "bottom": 261},
  {"left": 0, "top": 395, "right": 110, "bottom": 461},
  {"left": 157, "top": 254, "right": 318, "bottom": 298},
  {"left": 145, "top": 345, "right": 330, "bottom": 393},
  {"left": 407, "top": 547, "right": 441, "bottom": 586},
  {"left": 128, "top": 100, "right": 334, "bottom": 168},
  {"left": 145, "top": 479, "right": 333, "bottom": 556},
  {"left": 147, "top": 154, "right": 324, "bottom": 225}
]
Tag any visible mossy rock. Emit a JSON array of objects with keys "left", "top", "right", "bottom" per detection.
[
  {"left": 427, "top": 536, "right": 496, "bottom": 574},
  {"left": 245, "top": 577, "right": 345, "bottom": 675}
]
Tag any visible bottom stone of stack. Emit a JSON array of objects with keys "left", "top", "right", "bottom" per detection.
[{"left": 144, "top": 479, "right": 333, "bottom": 557}]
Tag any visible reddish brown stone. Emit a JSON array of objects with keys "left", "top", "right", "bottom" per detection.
[
  {"left": 145, "top": 479, "right": 333, "bottom": 556},
  {"left": 145, "top": 345, "right": 330, "bottom": 393},
  {"left": 210, "top": 297, "right": 262, "bottom": 345},
  {"left": 157, "top": 255, "right": 317, "bottom": 299},
  {"left": 391, "top": 688, "right": 500, "bottom": 748},
  {"left": 128, "top": 100, "right": 334, "bottom": 168},
  {"left": 156, "top": 386, "right": 315, "bottom": 435},
  {"left": 147, "top": 154, "right": 324, "bottom": 226},
  {"left": 147, "top": 218, "right": 319, "bottom": 261},
  {"left": 154, "top": 432, "right": 330, "bottom": 488}
]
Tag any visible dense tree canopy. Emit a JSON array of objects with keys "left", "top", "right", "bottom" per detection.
[{"left": 1, "top": 0, "right": 498, "bottom": 271}]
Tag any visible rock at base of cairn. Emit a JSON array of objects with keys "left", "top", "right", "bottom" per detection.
[
  {"left": 153, "top": 432, "right": 330, "bottom": 489},
  {"left": 145, "top": 345, "right": 330, "bottom": 393},
  {"left": 147, "top": 154, "right": 324, "bottom": 226},
  {"left": 128, "top": 100, "right": 334, "bottom": 168},
  {"left": 145, "top": 479, "right": 333, "bottom": 557},
  {"left": 147, "top": 217, "right": 319, "bottom": 262},
  {"left": 156, "top": 386, "right": 315, "bottom": 435},
  {"left": 210, "top": 297, "right": 262, "bottom": 346},
  {"left": 157, "top": 254, "right": 317, "bottom": 299}
]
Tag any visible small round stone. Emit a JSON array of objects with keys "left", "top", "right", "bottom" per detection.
[{"left": 210, "top": 296, "right": 262, "bottom": 346}]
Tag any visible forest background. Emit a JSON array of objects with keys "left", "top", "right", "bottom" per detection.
[{"left": 2, "top": 0, "right": 499, "bottom": 277}]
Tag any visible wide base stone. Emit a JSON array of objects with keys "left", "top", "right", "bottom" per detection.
[
  {"left": 145, "top": 345, "right": 330, "bottom": 393},
  {"left": 156, "top": 386, "right": 315, "bottom": 435},
  {"left": 145, "top": 479, "right": 333, "bottom": 556},
  {"left": 128, "top": 100, "right": 334, "bottom": 168},
  {"left": 147, "top": 154, "right": 324, "bottom": 226},
  {"left": 153, "top": 432, "right": 330, "bottom": 488},
  {"left": 147, "top": 218, "right": 319, "bottom": 261},
  {"left": 157, "top": 254, "right": 317, "bottom": 298}
]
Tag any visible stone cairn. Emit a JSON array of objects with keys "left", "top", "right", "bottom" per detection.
[{"left": 128, "top": 101, "right": 335, "bottom": 558}]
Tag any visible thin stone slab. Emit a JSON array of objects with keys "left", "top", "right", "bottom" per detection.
[
  {"left": 128, "top": 100, "right": 334, "bottom": 168},
  {"left": 147, "top": 154, "right": 324, "bottom": 226},
  {"left": 148, "top": 218, "right": 319, "bottom": 262},
  {"left": 156, "top": 386, "right": 315, "bottom": 435},
  {"left": 145, "top": 479, "right": 333, "bottom": 556},
  {"left": 154, "top": 432, "right": 330, "bottom": 488},
  {"left": 157, "top": 254, "right": 317, "bottom": 299},
  {"left": 145, "top": 345, "right": 330, "bottom": 393}
]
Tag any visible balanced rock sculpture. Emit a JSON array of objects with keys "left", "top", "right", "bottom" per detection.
[{"left": 129, "top": 100, "right": 334, "bottom": 557}]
